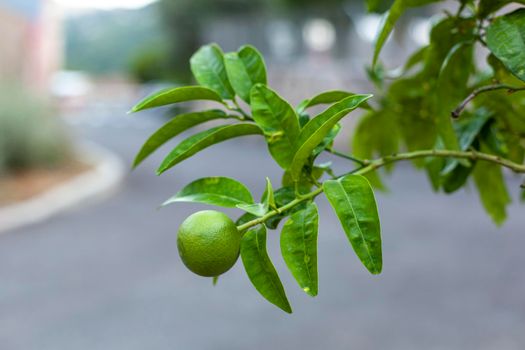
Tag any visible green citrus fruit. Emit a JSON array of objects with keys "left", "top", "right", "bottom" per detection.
[{"left": 177, "top": 210, "right": 240, "bottom": 277}]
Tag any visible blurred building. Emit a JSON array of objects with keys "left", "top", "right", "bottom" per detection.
[{"left": 0, "top": 0, "right": 63, "bottom": 91}]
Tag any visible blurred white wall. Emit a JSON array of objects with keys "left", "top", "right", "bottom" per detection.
[{"left": 0, "top": 0, "right": 63, "bottom": 91}]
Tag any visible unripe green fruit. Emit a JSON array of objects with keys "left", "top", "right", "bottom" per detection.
[{"left": 177, "top": 210, "right": 240, "bottom": 277}]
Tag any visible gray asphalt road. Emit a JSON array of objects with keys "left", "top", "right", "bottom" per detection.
[{"left": 1, "top": 105, "right": 525, "bottom": 350}]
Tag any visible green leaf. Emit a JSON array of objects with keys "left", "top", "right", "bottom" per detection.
[
  {"left": 472, "top": 145, "right": 512, "bottom": 225},
  {"left": 297, "top": 90, "right": 372, "bottom": 114},
  {"left": 436, "top": 42, "right": 473, "bottom": 152},
  {"left": 486, "top": 9, "right": 525, "bottom": 82},
  {"left": 157, "top": 124, "right": 262, "bottom": 174},
  {"left": 353, "top": 111, "right": 400, "bottom": 168},
  {"left": 250, "top": 84, "right": 301, "bottom": 169},
  {"left": 236, "top": 212, "right": 257, "bottom": 226},
  {"left": 476, "top": 57, "right": 525, "bottom": 163},
  {"left": 426, "top": 150, "right": 447, "bottom": 191},
  {"left": 481, "top": 122, "right": 510, "bottom": 158},
  {"left": 366, "top": 0, "right": 395, "bottom": 13},
  {"left": 387, "top": 77, "right": 438, "bottom": 156},
  {"left": 313, "top": 123, "right": 341, "bottom": 158},
  {"left": 236, "top": 203, "right": 267, "bottom": 217},
  {"left": 162, "top": 176, "right": 254, "bottom": 207},
  {"left": 268, "top": 184, "right": 316, "bottom": 228},
  {"left": 237, "top": 178, "right": 275, "bottom": 217},
  {"left": 478, "top": 0, "right": 525, "bottom": 18},
  {"left": 298, "top": 111, "right": 310, "bottom": 128},
  {"left": 424, "top": 17, "right": 476, "bottom": 78},
  {"left": 280, "top": 202, "right": 319, "bottom": 297},
  {"left": 133, "top": 110, "right": 229, "bottom": 168},
  {"left": 442, "top": 163, "right": 474, "bottom": 194},
  {"left": 373, "top": 0, "right": 439, "bottom": 66},
  {"left": 402, "top": 46, "right": 428, "bottom": 73},
  {"left": 290, "top": 94, "right": 373, "bottom": 181},
  {"left": 456, "top": 109, "right": 492, "bottom": 151},
  {"left": 190, "top": 44, "right": 235, "bottom": 99},
  {"left": 130, "top": 86, "right": 223, "bottom": 113},
  {"left": 262, "top": 177, "right": 276, "bottom": 210},
  {"left": 282, "top": 165, "right": 325, "bottom": 195},
  {"left": 441, "top": 109, "right": 492, "bottom": 176},
  {"left": 224, "top": 45, "right": 267, "bottom": 103},
  {"left": 240, "top": 225, "right": 292, "bottom": 313},
  {"left": 263, "top": 186, "right": 300, "bottom": 229},
  {"left": 323, "top": 174, "right": 382, "bottom": 274},
  {"left": 352, "top": 111, "right": 400, "bottom": 191}
]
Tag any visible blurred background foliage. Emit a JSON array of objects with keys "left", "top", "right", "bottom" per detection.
[
  {"left": 65, "top": 6, "right": 167, "bottom": 76},
  {"left": 0, "top": 85, "right": 70, "bottom": 175},
  {"left": 66, "top": 0, "right": 396, "bottom": 83}
]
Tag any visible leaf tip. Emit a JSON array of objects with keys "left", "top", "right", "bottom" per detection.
[
  {"left": 160, "top": 198, "right": 173, "bottom": 207},
  {"left": 303, "top": 286, "right": 318, "bottom": 297},
  {"left": 131, "top": 156, "right": 142, "bottom": 170},
  {"left": 370, "top": 265, "right": 383, "bottom": 275},
  {"left": 492, "top": 216, "right": 507, "bottom": 227},
  {"left": 282, "top": 304, "right": 293, "bottom": 314},
  {"left": 128, "top": 104, "right": 141, "bottom": 114}
]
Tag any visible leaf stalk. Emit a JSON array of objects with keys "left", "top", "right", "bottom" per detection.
[{"left": 326, "top": 148, "right": 369, "bottom": 166}]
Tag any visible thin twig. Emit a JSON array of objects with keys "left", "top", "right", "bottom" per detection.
[
  {"left": 452, "top": 84, "right": 525, "bottom": 118},
  {"left": 326, "top": 148, "right": 369, "bottom": 166},
  {"left": 237, "top": 149, "right": 525, "bottom": 232}
]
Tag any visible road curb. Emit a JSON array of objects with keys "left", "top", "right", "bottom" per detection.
[{"left": 0, "top": 142, "right": 126, "bottom": 234}]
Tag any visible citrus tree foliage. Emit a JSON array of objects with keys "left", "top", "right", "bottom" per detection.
[
  {"left": 131, "top": 1, "right": 525, "bottom": 313},
  {"left": 366, "top": 0, "right": 525, "bottom": 224}
]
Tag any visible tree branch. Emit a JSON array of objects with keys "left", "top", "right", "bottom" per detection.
[
  {"left": 237, "top": 149, "right": 525, "bottom": 232},
  {"left": 237, "top": 187, "right": 324, "bottom": 232},
  {"left": 352, "top": 149, "right": 525, "bottom": 175},
  {"left": 452, "top": 84, "right": 525, "bottom": 118}
]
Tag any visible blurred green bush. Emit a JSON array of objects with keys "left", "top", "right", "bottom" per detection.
[
  {"left": 0, "top": 85, "right": 71, "bottom": 175},
  {"left": 128, "top": 44, "right": 173, "bottom": 83}
]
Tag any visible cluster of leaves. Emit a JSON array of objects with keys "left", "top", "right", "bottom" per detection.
[
  {"left": 357, "top": 0, "right": 525, "bottom": 224},
  {"left": 131, "top": 0, "right": 525, "bottom": 313},
  {"left": 131, "top": 44, "right": 378, "bottom": 312}
]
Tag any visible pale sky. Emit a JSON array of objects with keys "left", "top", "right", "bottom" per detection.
[{"left": 53, "top": 0, "right": 158, "bottom": 10}]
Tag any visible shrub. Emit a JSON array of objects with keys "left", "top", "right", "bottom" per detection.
[{"left": 0, "top": 85, "right": 71, "bottom": 175}]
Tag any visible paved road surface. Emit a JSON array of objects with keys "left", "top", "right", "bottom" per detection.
[{"left": 1, "top": 103, "right": 525, "bottom": 350}]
